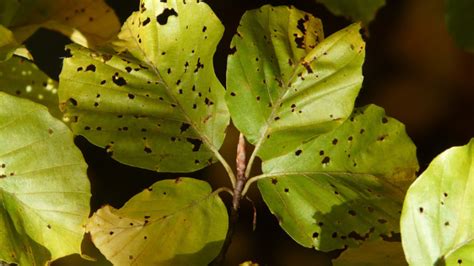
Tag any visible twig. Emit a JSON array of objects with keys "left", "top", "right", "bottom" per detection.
[{"left": 211, "top": 133, "right": 247, "bottom": 265}]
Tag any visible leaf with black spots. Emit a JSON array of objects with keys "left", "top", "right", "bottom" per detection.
[{"left": 59, "top": 0, "right": 229, "bottom": 172}]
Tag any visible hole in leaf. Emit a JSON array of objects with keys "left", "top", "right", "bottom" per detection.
[{"left": 156, "top": 8, "right": 178, "bottom": 25}]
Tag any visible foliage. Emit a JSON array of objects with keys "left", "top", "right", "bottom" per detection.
[
  {"left": 401, "top": 139, "right": 474, "bottom": 265},
  {"left": 315, "top": 0, "right": 386, "bottom": 24},
  {"left": 87, "top": 178, "right": 227, "bottom": 265},
  {"left": 0, "top": 0, "right": 472, "bottom": 265},
  {"left": 0, "top": 93, "right": 90, "bottom": 265}
]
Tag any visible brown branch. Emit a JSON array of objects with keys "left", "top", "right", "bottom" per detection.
[{"left": 211, "top": 133, "right": 247, "bottom": 265}]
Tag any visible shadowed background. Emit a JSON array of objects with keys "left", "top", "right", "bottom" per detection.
[{"left": 24, "top": 0, "right": 474, "bottom": 265}]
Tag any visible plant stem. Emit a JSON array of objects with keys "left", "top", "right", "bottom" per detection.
[
  {"left": 241, "top": 173, "right": 272, "bottom": 196},
  {"left": 213, "top": 147, "right": 237, "bottom": 187},
  {"left": 211, "top": 133, "right": 247, "bottom": 265}
]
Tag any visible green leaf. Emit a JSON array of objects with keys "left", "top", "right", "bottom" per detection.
[
  {"left": 0, "top": 55, "right": 61, "bottom": 119},
  {"left": 58, "top": 0, "right": 229, "bottom": 173},
  {"left": 1, "top": 0, "right": 120, "bottom": 48},
  {"left": 87, "top": 178, "right": 228, "bottom": 266},
  {"left": 0, "top": 25, "right": 18, "bottom": 61},
  {"left": 316, "top": 0, "right": 386, "bottom": 24},
  {"left": 258, "top": 105, "right": 418, "bottom": 251},
  {"left": 0, "top": 92, "right": 90, "bottom": 265},
  {"left": 445, "top": 0, "right": 474, "bottom": 53},
  {"left": 333, "top": 239, "right": 406, "bottom": 266},
  {"left": 401, "top": 139, "right": 474, "bottom": 265},
  {"left": 226, "top": 5, "right": 365, "bottom": 161}
]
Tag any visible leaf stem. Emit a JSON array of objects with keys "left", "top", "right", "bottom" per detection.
[
  {"left": 241, "top": 173, "right": 272, "bottom": 196},
  {"left": 212, "top": 146, "right": 237, "bottom": 188}
]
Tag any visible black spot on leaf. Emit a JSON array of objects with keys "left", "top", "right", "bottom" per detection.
[
  {"left": 100, "top": 80, "right": 106, "bottom": 85},
  {"left": 180, "top": 123, "right": 191, "bottom": 133},
  {"left": 284, "top": 188, "right": 289, "bottom": 193},
  {"left": 194, "top": 58, "right": 204, "bottom": 72},
  {"left": 85, "top": 64, "right": 96, "bottom": 72},
  {"left": 204, "top": 98, "right": 214, "bottom": 105},
  {"left": 156, "top": 8, "right": 178, "bottom": 25},
  {"left": 312, "top": 232, "right": 319, "bottom": 238},
  {"left": 332, "top": 138, "right": 338, "bottom": 145},
  {"left": 125, "top": 66, "right": 132, "bottom": 73},
  {"left": 68, "top": 98, "right": 78, "bottom": 106},
  {"left": 128, "top": 93, "right": 135, "bottom": 99},
  {"left": 322, "top": 156, "right": 330, "bottom": 164},
  {"left": 142, "top": 17, "right": 151, "bottom": 26},
  {"left": 144, "top": 147, "right": 152, "bottom": 153},
  {"left": 302, "top": 62, "right": 313, "bottom": 73},
  {"left": 186, "top": 138, "right": 202, "bottom": 152},
  {"left": 377, "top": 219, "right": 387, "bottom": 224},
  {"left": 202, "top": 26, "right": 207, "bottom": 32},
  {"left": 295, "top": 150, "right": 302, "bottom": 156},
  {"left": 348, "top": 210, "right": 356, "bottom": 216},
  {"left": 271, "top": 178, "right": 278, "bottom": 184},
  {"left": 419, "top": 207, "right": 424, "bottom": 213},
  {"left": 112, "top": 74, "right": 127, "bottom": 86},
  {"left": 230, "top": 92, "right": 236, "bottom": 96},
  {"left": 382, "top": 117, "right": 388, "bottom": 124}
]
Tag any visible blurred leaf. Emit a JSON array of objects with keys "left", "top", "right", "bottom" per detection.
[
  {"left": 226, "top": 5, "right": 364, "bottom": 161},
  {"left": 87, "top": 178, "right": 228, "bottom": 266},
  {"left": 259, "top": 105, "right": 418, "bottom": 251},
  {"left": 0, "top": 55, "right": 61, "bottom": 119},
  {"left": 316, "top": 0, "right": 386, "bottom": 24},
  {"left": 401, "top": 139, "right": 474, "bottom": 265},
  {"left": 0, "top": 0, "right": 120, "bottom": 48},
  {"left": 58, "top": 0, "right": 229, "bottom": 173},
  {"left": 445, "top": 0, "right": 474, "bottom": 53},
  {"left": 333, "top": 239, "right": 406, "bottom": 266},
  {"left": 0, "top": 25, "right": 18, "bottom": 61},
  {"left": 0, "top": 93, "right": 90, "bottom": 265}
]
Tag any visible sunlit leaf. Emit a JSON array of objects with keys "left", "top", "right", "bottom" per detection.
[
  {"left": 0, "top": 25, "right": 18, "bottom": 61},
  {"left": 87, "top": 178, "right": 228, "bottom": 266},
  {"left": 445, "top": 0, "right": 474, "bottom": 53},
  {"left": 0, "top": 92, "right": 90, "bottom": 265},
  {"left": 316, "top": 0, "right": 386, "bottom": 24},
  {"left": 226, "top": 5, "right": 365, "bottom": 161},
  {"left": 1, "top": 0, "right": 120, "bottom": 48},
  {"left": 259, "top": 105, "right": 418, "bottom": 251},
  {"left": 58, "top": 0, "right": 229, "bottom": 172},
  {"left": 401, "top": 139, "right": 474, "bottom": 265},
  {"left": 0, "top": 55, "right": 61, "bottom": 119}
]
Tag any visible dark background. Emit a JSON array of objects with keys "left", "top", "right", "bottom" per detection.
[{"left": 24, "top": 0, "right": 474, "bottom": 265}]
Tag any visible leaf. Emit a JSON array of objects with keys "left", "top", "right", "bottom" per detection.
[
  {"left": 401, "top": 139, "right": 474, "bottom": 265},
  {"left": 332, "top": 239, "right": 406, "bottom": 266},
  {"left": 0, "top": 55, "right": 61, "bottom": 119},
  {"left": 445, "top": 0, "right": 474, "bottom": 53},
  {"left": 315, "top": 0, "right": 386, "bottom": 24},
  {"left": 58, "top": 0, "right": 229, "bottom": 172},
  {"left": 1, "top": 0, "right": 120, "bottom": 48},
  {"left": 87, "top": 178, "right": 228, "bottom": 266},
  {"left": 226, "top": 5, "right": 365, "bottom": 160},
  {"left": 0, "top": 25, "right": 18, "bottom": 61},
  {"left": 0, "top": 92, "right": 91, "bottom": 265},
  {"left": 258, "top": 105, "right": 418, "bottom": 251}
]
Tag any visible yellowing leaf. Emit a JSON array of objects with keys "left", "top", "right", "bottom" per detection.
[
  {"left": 0, "top": 93, "right": 90, "bottom": 265},
  {"left": 259, "top": 105, "right": 418, "bottom": 251},
  {"left": 226, "top": 5, "right": 365, "bottom": 162},
  {"left": 87, "top": 178, "right": 228, "bottom": 266},
  {"left": 401, "top": 139, "right": 474, "bottom": 265},
  {"left": 0, "top": 56, "right": 61, "bottom": 119},
  {"left": 58, "top": 0, "right": 229, "bottom": 172},
  {"left": 1, "top": 0, "right": 120, "bottom": 48}
]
